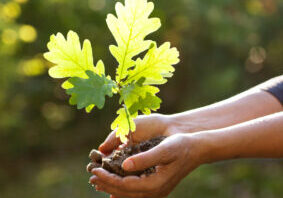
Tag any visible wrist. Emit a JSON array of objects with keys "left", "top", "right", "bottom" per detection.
[
  {"left": 165, "top": 113, "right": 209, "bottom": 134},
  {"left": 190, "top": 132, "right": 218, "bottom": 164},
  {"left": 191, "top": 129, "right": 241, "bottom": 164},
  {"left": 183, "top": 132, "right": 214, "bottom": 165}
]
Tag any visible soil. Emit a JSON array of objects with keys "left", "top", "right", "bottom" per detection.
[{"left": 87, "top": 136, "right": 167, "bottom": 177}]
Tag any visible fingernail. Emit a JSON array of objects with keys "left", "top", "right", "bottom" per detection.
[{"left": 123, "top": 159, "right": 134, "bottom": 171}]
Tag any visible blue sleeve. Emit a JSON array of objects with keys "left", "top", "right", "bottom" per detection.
[{"left": 261, "top": 75, "right": 283, "bottom": 106}]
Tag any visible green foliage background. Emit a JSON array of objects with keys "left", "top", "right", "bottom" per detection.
[{"left": 0, "top": 0, "right": 282, "bottom": 197}]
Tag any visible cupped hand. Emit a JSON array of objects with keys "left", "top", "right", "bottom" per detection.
[
  {"left": 90, "top": 133, "right": 204, "bottom": 198},
  {"left": 98, "top": 114, "right": 174, "bottom": 155}
]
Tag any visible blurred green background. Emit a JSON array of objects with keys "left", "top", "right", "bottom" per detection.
[{"left": 0, "top": 0, "right": 282, "bottom": 197}]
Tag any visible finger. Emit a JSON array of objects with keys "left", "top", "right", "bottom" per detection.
[
  {"left": 92, "top": 167, "right": 167, "bottom": 192},
  {"left": 91, "top": 168, "right": 148, "bottom": 191},
  {"left": 89, "top": 175, "right": 98, "bottom": 184},
  {"left": 99, "top": 130, "right": 121, "bottom": 154},
  {"left": 91, "top": 168, "right": 124, "bottom": 187},
  {"left": 110, "top": 195, "right": 120, "bottom": 198},
  {"left": 95, "top": 185, "right": 103, "bottom": 191},
  {"left": 95, "top": 183, "right": 146, "bottom": 198},
  {"left": 110, "top": 195, "right": 121, "bottom": 198},
  {"left": 122, "top": 144, "right": 172, "bottom": 172}
]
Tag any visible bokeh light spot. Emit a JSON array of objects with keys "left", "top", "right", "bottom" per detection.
[
  {"left": 88, "top": 0, "right": 106, "bottom": 11},
  {"left": 245, "top": 46, "right": 266, "bottom": 73},
  {"left": 19, "top": 25, "right": 38, "bottom": 43},
  {"left": 14, "top": 0, "right": 29, "bottom": 4},
  {"left": 2, "top": 2, "right": 21, "bottom": 20},
  {"left": 246, "top": 0, "right": 263, "bottom": 15},
  {"left": 249, "top": 46, "right": 266, "bottom": 64},
  {"left": 1, "top": 28, "right": 18, "bottom": 45},
  {"left": 19, "top": 58, "right": 45, "bottom": 76},
  {"left": 41, "top": 102, "right": 73, "bottom": 130}
]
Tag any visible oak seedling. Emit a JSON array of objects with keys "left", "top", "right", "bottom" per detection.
[{"left": 44, "top": 0, "right": 180, "bottom": 144}]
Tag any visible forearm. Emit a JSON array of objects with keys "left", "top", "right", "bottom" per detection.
[
  {"left": 195, "top": 111, "right": 283, "bottom": 164},
  {"left": 167, "top": 88, "right": 282, "bottom": 133}
]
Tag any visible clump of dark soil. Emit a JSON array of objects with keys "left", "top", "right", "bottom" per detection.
[{"left": 87, "top": 136, "right": 166, "bottom": 177}]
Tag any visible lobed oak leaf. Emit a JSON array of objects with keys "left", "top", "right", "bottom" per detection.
[
  {"left": 111, "top": 107, "right": 136, "bottom": 144},
  {"left": 106, "top": 0, "right": 161, "bottom": 83},
  {"left": 66, "top": 70, "right": 117, "bottom": 110},
  {"left": 125, "top": 42, "right": 179, "bottom": 85}
]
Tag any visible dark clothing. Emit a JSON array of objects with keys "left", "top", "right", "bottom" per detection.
[{"left": 260, "top": 75, "right": 283, "bottom": 106}]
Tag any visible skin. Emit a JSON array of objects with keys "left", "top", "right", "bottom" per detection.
[
  {"left": 90, "top": 81, "right": 283, "bottom": 198},
  {"left": 99, "top": 88, "right": 282, "bottom": 154}
]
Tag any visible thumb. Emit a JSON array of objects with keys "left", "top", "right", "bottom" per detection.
[
  {"left": 122, "top": 144, "right": 169, "bottom": 172},
  {"left": 99, "top": 130, "right": 121, "bottom": 154}
]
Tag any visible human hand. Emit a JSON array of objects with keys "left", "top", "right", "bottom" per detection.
[
  {"left": 98, "top": 113, "right": 174, "bottom": 155},
  {"left": 90, "top": 133, "right": 205, "bottom": 198}
]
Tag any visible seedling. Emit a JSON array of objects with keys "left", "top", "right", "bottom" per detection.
[{"left": 44, "top": 0, "right": 179, "bottom": 144}]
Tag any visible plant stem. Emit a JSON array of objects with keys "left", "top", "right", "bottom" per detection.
[
  {"left": 128, "top": 131, "right": 133, "bottom": 146},
  {"left": 122, "top": 104, "right": 134, "bottom": 146}
]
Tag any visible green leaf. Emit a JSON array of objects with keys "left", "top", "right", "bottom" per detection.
[
  {"left": 120, "top": 79, "right": 161, "bottom": 115},
  {"left": 111, "top": 107, "right": 136, "bottom": 144},
  {"left": 44, "top": 31, "right": 107, "bottom": 112},
  {"left": 66, "top": 70, "right": 117, "bottom": 110},
  {"left": 44, "top": 1, "right": 180, "bottom": 144},
  {"left": 106, "top": 0, "right": 161, "bottom": 83},
  {"left": 44, "top": 31, "right": 96, "bottom": 79},
  {"left": 128, "top": 92, "right": 161, "bottom": 115},
  {"left": 124, "top": 42, "right": 180, "bottom": 85},
  {"left": 61, "top": 60, "right": 106, "bottom": 89}
]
